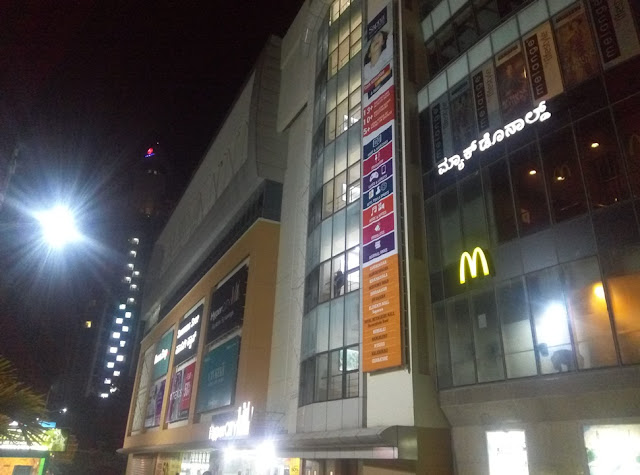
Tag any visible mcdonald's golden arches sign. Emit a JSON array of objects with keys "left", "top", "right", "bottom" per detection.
[{"left": 459, "top": 247, "right": 491, "bottom": 284}]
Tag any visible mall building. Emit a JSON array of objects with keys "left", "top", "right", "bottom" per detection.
[{"left": 122, "top": 0, "right": 640, "bottom": 474}]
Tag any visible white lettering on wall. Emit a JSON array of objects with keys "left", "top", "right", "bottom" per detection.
[
  {"left": 437, "top": 101, "right": 551, "bottom": 176},
  {"left": 154, "top": 348, "right": 168, "bottom": 365},
  {"left": 208, "top": 401, "right": 253, "bottom": 442}
]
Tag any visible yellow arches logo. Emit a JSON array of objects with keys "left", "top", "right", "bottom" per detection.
[{"left": 459, "top": 247, "right": 490, "bottom": 284}]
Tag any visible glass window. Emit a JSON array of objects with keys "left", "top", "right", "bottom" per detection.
[
  {"left": 434, "top": 303, "right": 453, "bottom": 388},
  {"left": 329, "top": 51, "right": 339, "bottom": 79},
  {"left": 326, "top": 76, "right": 337, "bottom": 114},
  {"left": 576, "top": 110, "right": 629, "bottom": 209},
  {"left": 349, "top": 52, "right": 361, "bottom": 93},
  {"left": 346, "top": 268, "right": 360, "bottom": 293},
  {"left": 332, "top": 254, "right": 346, "bottom": 298},
  {"left": 496, "top": 278, "right": 537, "bottom": 378},
  {"left": 472, "top": 290, "right": 505, "bottom": 382},
  {"left": 613, "top": 95, "right": 640, "bottom": 199},
  {"left": 307, "top": 226, "right": 320, "bottom": 272},
  {"left": 348, "top": 124, "right": 361, "bottom": 165},
  {"left": 486, "top": 430, "right": 530, "bottom": 475},
  {"left": 315, "top": 353, "right": 329, "bottom": 402},
  {"left": 332, "top": 208, "right": 346, "bottom": 256},
  {"left": 337, "top": 99, "right": 349, "bottom": 136},
  {"left": 461, "top": 174, "right": 489, "bottom": 249},
  {"left": 350, "top": 0, "right": 361, "bottom": 31},
  {"left": 583, "top": 424, "right": 640, "bottom": 474},
  {"left": 323, "top": 181, "right": 334, "bottom": 219},
  {"left": 330, "top": 297, "right": 345, "bottom": 349},
  {"left": 448, "top": 297, "right": 476, "bottom": 386},
  {"left": 299, "top": 358, "right": 315, "bottom": 406},
  {"left": 320, "top": 217, "right": 333, "bottom": 262},
  {"left": 326, "top": 109, "right": 337, "bottom": 142},
  {"left": 328, "top": 350, "right": 343, "bottom": 400},
  {"left": 348, "top": 162, "right": 360, "bottom": 185},
  {"left": 338, "top": 37, "right": 350, "bottom": 70},
  {"left": 301, "top": 310, "right": 317, "bottom": 359},
  {"left": 484, "top": 159, "right": 518, "bottom": 243},
  {"left": 344, "top": 291, "right": 359, "bottom": 345},
  {"left": 350, "top": 25, "right": 362, "bottom": 57},
  {"left": 316, "top": 302, "right": 330, "bottom": 353},
  {"left": 329, "top": 20, "right": 339, "bottom": 53},
  {"left": 334, "top": 171, "right": 347, "bottom": 212},
  {"left": 607, "top": 256, "right": 640, "bottom": 364},
  {"left": 346, "top": 202, "right": 360, "bottom": 249},
  {"left": 323, "top": 143, "right": 335, "bottom": 183},
  {"left": 319, "top": 260, "right": 332, "bottom": 304},
  {"left": 337, "top": 67, "right": 349, "bottom": 107},
  {"left": 526, "top": 267, "right": 574, "bottom": 374},
  {"left": 346, "top": 346, "right": 359, "bottom": 397},
  {"left": 335, "top": 133, "right": 348, "bottom": 175},
  {"left": 563, "top": 258, "right": 617, "bottom": 369},
  {"left": 305, "top": 268, "right": 319, "bottom": 313},
  {"left": 540, "top": 126, "right": 587, "bottom": 222},
  {"left": 510, "top": 144, "right": 550, "bottom": 236}
]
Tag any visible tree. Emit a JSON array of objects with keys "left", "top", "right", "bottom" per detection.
[{"left": 0, "top": 355, "right": 46, "bottom": 445}]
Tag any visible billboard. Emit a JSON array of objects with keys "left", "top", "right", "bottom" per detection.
[
  {"left": 495, "top": 41, "right": 532, "bottom": 122},
  {"left": 361, "top": 1, "right": 403, "bottom": 373},
  {"left": 196, "top": 336, "right": 241, "bottom": 413},
  {"left": 167, "top": 360, "right": 196, "bottom": 423},
  {"left": 207, "top": 265, "right": 248, "bottom": 344},
  {"left": 523, "top": 22, "right": 564, "bottom": 102},
  {"left": 144, "top": 377, "right": 166, "bottom": 428},
  {"left": 587, "top": 0, "right": 640, "bottom": 69},
  {"left": 174, "top": 303, "right": 203, "bottom": 367},
  {"left": 152, "top": 330, "right": 173, "bottom": 381}
]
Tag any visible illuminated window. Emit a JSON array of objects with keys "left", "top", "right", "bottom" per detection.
[
  {"left": 107, "top": 362, "right": 114, "bottom": 368},
  {"left": 109, "top": 386, "right": 117, "bottom": 393},
  {"left": 119, "top": 304, "right": 126, "bottom": 310},
  {"left": 127, "top": 297, "right": 135, "bottom": 304},
  {"left": 109, "top": 347, "right": 117, "bottom": 353},
  {"left": 120, "top": 341, "right": 126, "bottom": 347},
  {"left": 115, "top": 318, "right": 123, "bottom": 324},
  {"left": 122, "top": 326, "right": 129, "bottom": 332},
  {"left": 125, "top": 312, "right": 132, "bottom": 319},
  {"left": 116, "top": 355, "right": 124, "bottom": 362},
  {"left": 130, "top": 284, "right": 137, "bottom": 290},
  {"left": 84, "top": 321, "right": 92, "bottom": 328},
  {"left": 133, "top": 271, "right": 140, "bottom": 277},
  {"left": 486, "top": 431, "right": 529, "bottom": 475},
  {"left": 113, "top": 370, "right": 120, "bottom": 376},
  {"left": 112, "top": 332, "right": 120, "bottom": 339},
  {"left": 127, "top": 263, "right": 134, "bottom": 270},
  {"left": 131, "top": 237, "right": 139, "bottom": 245},
  {"left": 104, "top": 378, "right": 111, "bottom": 384},
  {"left": 123, "top": 276, "right": 131, "bottom": 283},
  {"left": 100, "top": 393, "right": 109, "bottom": 398},
  {"left": 129, "top": 250, "right": 137, "bottom": 257}
]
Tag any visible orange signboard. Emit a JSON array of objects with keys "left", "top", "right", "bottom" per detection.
[{"left": 362, "top": 254, "right": 403, "bottom": 371}]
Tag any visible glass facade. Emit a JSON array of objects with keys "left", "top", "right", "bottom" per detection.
[
  {"left": 301, "top": 0, "right": 363, "bottom": 406},
  {"left": 420, "top": 1, "right": 640, "bottom": 389}
]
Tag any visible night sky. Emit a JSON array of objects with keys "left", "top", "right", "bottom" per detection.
[{"left": 0, "top": 1, "right": 303, "bottom": 393}]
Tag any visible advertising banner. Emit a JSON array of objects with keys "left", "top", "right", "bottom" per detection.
[
  {"left": 471, "top": 60, "right": 501, "bottom": 134},
  {"left": 523, "top": 21, "right": 564, "bottom": 102},
  {"left": 167, "top": 360, "right": 196, "bottom": 423},
  {"left": 587, "top": 0, "right": 640, "bottom": 69},
  {"left": 553, "top": 2, "right": 600, "bottom": 88},
  {"left": 144, "top": 377, "right": 166, "bottom": 428},
  {"left": 152, "top": 330, "right": 174, "bottom": 381},
  {"left": 449, "top": 79, "right": 476, "bottom": 151},
  {"left": 430, "top": 94, "right": 453, "bottom": 162},
  {"left": 361, "top": 1, "right": 403, "bottom": 373},
  {"left": 495, "top": 41, "right": 532, "bottom": 122},
  {"left": 174, "top": 303, "right": 203, "bottom": 367},
  {"left": 196, "top": 336, "right": 241, "bottom": 413},
  {"left": 207, "top": 265, "right": 248, "bottom": 344}
]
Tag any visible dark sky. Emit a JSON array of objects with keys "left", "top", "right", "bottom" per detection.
[{"left": 0, "top": 0, "right": 303, "bottom": 391}]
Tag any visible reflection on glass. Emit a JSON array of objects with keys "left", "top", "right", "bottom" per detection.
[
  {"left": 496, "top": 278, "right": 537, "bottom": 378},
  {"left": 483, "top": 159, "right": 517, "bottom": 243},
  {"left": 434, "top": 304, "right": 453, "bottom": 388},
  {"left": 563, "top": 258, "right": 617, "bottom": 369},
  {"left": 510, "top": 145, "right": 550, "bottom": 235},
  {"left": 527, "top": 268, "right": 574, "bottom": 374},
  {"left": 448, "top": 298, "right": 476, "bottom": 385},
  {"left": 472, "top": 290, "right": 505, "bottom": 382},
  {"left": 608, "top": 271, "right": 640, "bottom": 364}
]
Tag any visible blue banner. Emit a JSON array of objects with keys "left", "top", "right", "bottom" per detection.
[{"left": 196, "top": 336, "right": 241, "bottom": 413}]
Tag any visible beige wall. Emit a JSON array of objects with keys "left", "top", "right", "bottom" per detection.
[{"left": 123, "top": 219, "right": 280, "bottom": 453}]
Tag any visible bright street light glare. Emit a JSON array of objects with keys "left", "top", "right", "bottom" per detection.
[{"left": 36, "top": 205, "right": 81, "bottom": 249}]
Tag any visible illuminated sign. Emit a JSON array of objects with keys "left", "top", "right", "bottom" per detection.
[
  {"left": 0, "top": 428, "right": 67, "bottom": 452},
  {"left": 438, "top": 101, "right": 551, "bottom": 176},
  {"left": 174, "top": 304, "right": 203, "bottom": 366},
  {"left": 460, "top": 247, "right": 490, "bottom": 284},
  {"left": 208, "top": 401, "right": 253, "bottom": 441},
  {"left": 154, "top": 349, "right": 168, "bottom": 365}
]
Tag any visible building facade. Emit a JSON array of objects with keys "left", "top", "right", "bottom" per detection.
[{"left": 122, "top": 0, "right": 640, "bottom": 474}]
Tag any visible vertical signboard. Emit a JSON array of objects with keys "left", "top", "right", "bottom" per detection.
[
  {"left": 207, "top": 265, "right": 248, "bottom": 344},
  {"left": 167, "top": 360, "right": 196, "bottom": 423},
  {"left": 196, "top": 336, "right": 241, "bottom": 413},
  {"left": 144, "top": 378, "right": 166, "bottom": 428},
  {"left": 523, "top": 22, "right": 564, "bottom": 102},
  {"left": 587, "top": 0, "right": 640, "bottom": 69},
  {"left": 174, "top": 304, "right": 203, "bottom": 367},
  {"left": 361, "top": 1, "right": 403, "bottom": 372},
  {"left": 471, "top": 60, "right": 501, "bottom": 134},
  {"left": 152, "top": 330, "right": 174, "bottom": 381},
  {"left": 495, "top": 41, "right": 532, "bottom": 122},
  {"left": 552, "top": 2, "right": 600, "bottom": 88}
]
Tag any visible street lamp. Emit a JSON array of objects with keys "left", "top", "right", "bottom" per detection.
[{"left": 35, "top": 205, "right": 81, "bottom": 249}]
